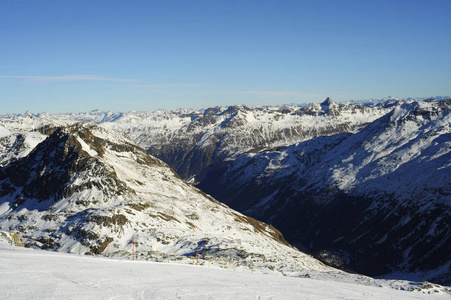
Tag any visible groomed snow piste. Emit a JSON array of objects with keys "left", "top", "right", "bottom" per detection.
[{"left": 0, "top": 241, "right": 449, "bottom": 300}]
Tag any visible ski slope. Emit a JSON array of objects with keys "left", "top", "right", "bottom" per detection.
[{"left": 0, "top": 243, "right": 448, "bottom": 300}]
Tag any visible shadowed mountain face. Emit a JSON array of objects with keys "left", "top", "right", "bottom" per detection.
[
  {"left": 197, "top": 100, "right": 451, "bottom": 284},
  {"left": 0, "top": 123, "right": 334, "bottom": 277}
]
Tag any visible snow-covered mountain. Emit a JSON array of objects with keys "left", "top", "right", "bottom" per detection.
[
  {"left": 2, "top": 97, "right": 444, "bottom": 182},
  {"left": 196, "top": 99, "right": 451, "bottom": 284},
  {"left": 103, "top": 99, "right": 400, "bottom": 181},
  {"left": 346, "top": 95, "right": 451, "bottom": 105},
  {"left": 0, "top": 122, "right": 336, "bottom": 277},
  {"left": 1, "top": 97, "right": 450, "bottom": 286},
  {"left": 0, "top": 98, "right": 397, "bottom": 181}
]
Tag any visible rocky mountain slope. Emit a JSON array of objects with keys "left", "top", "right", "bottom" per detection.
[
  {"left": 0, "top": 122, "right": 337, "bottom": 277},
  {"left": 197, "top": 99, "right": 451, "bottom": 284}
]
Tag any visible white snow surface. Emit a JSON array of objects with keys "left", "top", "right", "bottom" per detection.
[{"left": 0, "top": 241, "right": 449, "bottom": 300}]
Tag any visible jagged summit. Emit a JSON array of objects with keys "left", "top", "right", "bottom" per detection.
[
  {"left": 321, "top": 97, "right": 335, "bottom": 106},
  {"left": 320, "top": 97, "right": 339, "bottom": 115}
]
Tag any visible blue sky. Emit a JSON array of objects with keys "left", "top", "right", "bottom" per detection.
[{"left": 1, "top": 0, "right": 450, "bottom": 113}]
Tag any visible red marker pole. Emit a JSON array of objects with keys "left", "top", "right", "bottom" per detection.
[{"left": 132, "top": 237, "right": 135, "bottom": 261}]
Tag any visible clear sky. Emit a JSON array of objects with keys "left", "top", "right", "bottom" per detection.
[{"left": 1, "top": 0, "right": 450, "bottom": 114}]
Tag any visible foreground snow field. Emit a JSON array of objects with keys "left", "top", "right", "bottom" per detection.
[{"left": 0, "top": 243, "right": 449, "bottom": 300}]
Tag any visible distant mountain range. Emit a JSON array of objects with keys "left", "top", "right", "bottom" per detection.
[{"left": 0, "top": 96, "right": 450, "bottom": 285}]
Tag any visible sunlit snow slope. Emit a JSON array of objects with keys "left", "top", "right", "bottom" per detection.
[{"left": 0, "top": 239, "right": 449, "bottom": 299}]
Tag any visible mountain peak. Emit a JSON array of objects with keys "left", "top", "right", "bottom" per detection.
[
  {"left": 320, "top": 97, "right": 339, "bottom": 115},
  {"left": 321, "top": 97, "right": 335, "bottom": 106}
]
